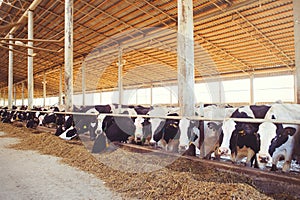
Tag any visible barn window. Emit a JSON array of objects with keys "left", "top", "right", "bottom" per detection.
[
  {"left": 254, "top": 75, "right": 294, "bottom": 103},
  {"left": 223, "top": 79, "right": 250, "bottom": 104}
]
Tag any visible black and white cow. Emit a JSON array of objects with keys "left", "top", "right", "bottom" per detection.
[
  {"left": 179, "top": 105, "right": 236, "bottom": 158},
  {"left": 72, "top": 104, "right": 112, "bottom": 140},
  {"left": 153, "top": 112, "right": 181, "bottom": 152},
  {"left": 256, "top": 103, "right": 300, "bottom": 172},
  {"left": 20, "top": 106, "right": 43, "bottom": 128},
  {"left": 42, "top": 106, "right": 60, "bottom": 128},
  {"left": 217, "top": 105, "right": 271, "bottom": 167},
  {"left": 55, "top": 115, "right": 78, "bottom": 140}
]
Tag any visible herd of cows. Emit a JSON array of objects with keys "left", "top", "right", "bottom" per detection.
[{"left": 0, "top": 102, "right": 300, "bottom": 173}]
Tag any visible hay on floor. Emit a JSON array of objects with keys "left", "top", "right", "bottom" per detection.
[{"left": 0, "top": 123, "right": 277, "bottom": 200}]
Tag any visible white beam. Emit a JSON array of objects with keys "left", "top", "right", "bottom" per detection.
[
  {"left": 8, "top": 34, "right": 13, "bottom": 109},
  {"left": 64, "top": 0, "right": 74, "bottom": 111},
  {"left": 27, "top": 10, "right": 34, "bottom": 109},
  {"left": 294, "top": 0, "right": 300, "bottom": 103},
  {"left": 177, "top": 0, "right": 195, "bottom": 116}
]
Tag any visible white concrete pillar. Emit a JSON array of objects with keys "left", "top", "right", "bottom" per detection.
[
  {"left": 294, "top": 0, "right": 300, "bottom": 103},
  {"left": 118, "top": 47, "right": 123, "bottom": 111},
  {"left": 8, "top": 34, "right": 13, "bottom": 109},
  {"left": 27, "top": 10, "right": 34, "bottom": 109},
  {"left": 177, "top": 0, "right": 195, "bottom": 116},
  {"left": 43, "top": 71, "right": 47, "bottom": 107},
  {"left": 64, "top": 0, "right": 74, "bottom": 111},
  {"left": 82, "top": 60, "right": 86, "bottom": 105}
]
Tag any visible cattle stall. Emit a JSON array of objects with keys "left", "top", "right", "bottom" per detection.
[{"left": 2, "top": 103, "right": 300, "bottom": 199}]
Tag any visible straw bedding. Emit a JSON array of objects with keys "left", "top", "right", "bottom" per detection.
[{"left": 0, "top": 123, "right": 287, "bottom": 200}]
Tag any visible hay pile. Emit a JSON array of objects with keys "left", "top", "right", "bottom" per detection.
[{"left": 0, "top": 123, "right": 275, "bottom": 200}]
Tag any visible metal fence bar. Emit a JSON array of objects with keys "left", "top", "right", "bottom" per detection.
[{"left": 3, "top": 109, "right": 300, "bottom": 125}]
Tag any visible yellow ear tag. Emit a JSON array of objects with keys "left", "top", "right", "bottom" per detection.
[{"left": 83, "top": 125, "right": 87, "bottom": 129}]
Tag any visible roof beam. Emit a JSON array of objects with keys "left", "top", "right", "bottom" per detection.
[
  {"left": 0, "top": 37, "right": 62, "bottom": 43},
  {"left": 4, "top": 0, "right": 42, "bottom": 38},
  {"left": 0, "top": 41, "right": 60, "bottom": 53}
]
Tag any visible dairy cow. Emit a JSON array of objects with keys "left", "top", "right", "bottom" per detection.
[
  {"left": 72, "top": 104, "right": 112, "bottom": 140},
  {"left": 179, "top": 105, "right": 236, "bottom": 158},
  {"left": 152, "top": 112, "right": 180, "bottom": 152},
  {"left": 217, "top": 105, "right": 270, "bottom": 167},
  {"left": 55, "top": 115, "right": 78, "bottom": 140},
  {"left": 256, "top": 103, "right": 300, "bottom": 172}
]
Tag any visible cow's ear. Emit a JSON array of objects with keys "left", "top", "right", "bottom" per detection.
[{"left": 283, "top": 127, "right": 296, "bottom": 136}]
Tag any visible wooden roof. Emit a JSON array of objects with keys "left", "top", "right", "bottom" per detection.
[{"left": 0, "top": 0, "right": 296, "bottom": 99}]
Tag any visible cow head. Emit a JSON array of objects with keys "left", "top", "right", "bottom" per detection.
[
  {"left": 217, "top": 119, "right": 236, "bottom": 156},
  {"left": 268, "top": 126, "right": 296, "bottom": 157},
  {"left": 256, "top": 122, "right": 277, "bottom": 169}
]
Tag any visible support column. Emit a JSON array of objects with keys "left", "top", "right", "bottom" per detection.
[
  {"left": 250, "top": 74, "right": 254, "bottom": 104},
  {"left": 82, "top": 60, "right": 86, "bottom": 105},
  {"left": 59, "top": 66, "right": 63, "bottom": 105},
  {"left": 21, "top": 82, "right": 24, "bottom": 105},
  {"left": 177, "top": 0, "right": 195, "bottom": 116},
  {"left": 294, "top": 0, "right": 300, "bottom": 103},
  {"left": 64, "top": 0, "right": 73, "bottom": 112},
  {"left": 118, "top": 47, "right": 123, "bottom": 111},
  {"left": 8, "top": 34, "right": 13, "bottom": 109},
  {"left": 43, "top": 71, "right": 47, "bottom": 107},
  {"left": 28, "top": 10, "right": 34, "bottom": 109}
]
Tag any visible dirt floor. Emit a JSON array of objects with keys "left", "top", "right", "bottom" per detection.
[
  {"left": 0, "top": 132, "right": 123, "bottom": 200},
  {"left": 0, "top": 122, "right": 298, "bottom": 200}
]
